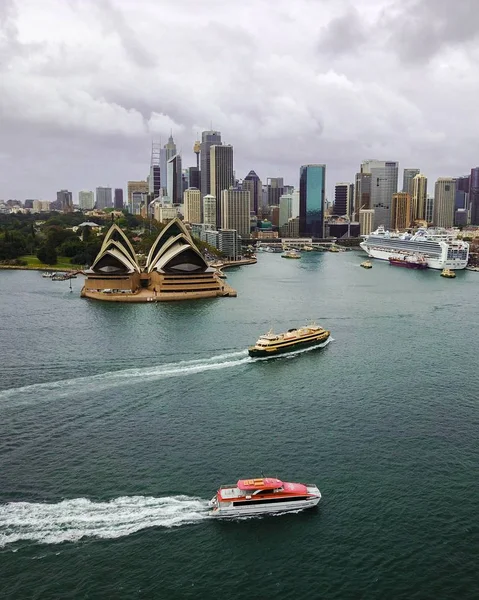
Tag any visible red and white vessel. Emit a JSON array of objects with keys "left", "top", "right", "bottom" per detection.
[{"left": 209, "top": 477, "right": 321, "bottom": 517}]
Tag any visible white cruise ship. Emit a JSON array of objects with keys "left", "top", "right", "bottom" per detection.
[{"left": 360, "top": 226, "right": 469, "bottom": 270}]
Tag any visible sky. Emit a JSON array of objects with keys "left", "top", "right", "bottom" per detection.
[{"left": 1, "top": 0, "right": 479, "bottom": 202}]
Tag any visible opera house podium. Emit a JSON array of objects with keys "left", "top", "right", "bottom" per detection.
[{"left": 81, "top": 219, "right": 236, "bottom": 302}]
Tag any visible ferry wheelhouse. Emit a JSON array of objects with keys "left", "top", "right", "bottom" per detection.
[{"left": 209, "top": 477, "right": 321, "bottom": 517}]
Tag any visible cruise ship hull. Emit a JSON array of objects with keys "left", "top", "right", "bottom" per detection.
[
  {"left": 248, "top": 332, "right": 330, "bottom": 357},
  {"left": 360, "top": 244, "right": 468, "bottom": 270},
  {"left": 209, "top": 495, "right": 321, "bottom": 518}
]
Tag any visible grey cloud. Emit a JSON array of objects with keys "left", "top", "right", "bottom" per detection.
[{"left": 317, "top": 7, "right": 369, "bottom": 56}]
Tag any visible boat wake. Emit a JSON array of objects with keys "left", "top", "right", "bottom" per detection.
[
  {"left": 0, "top": 495, "right": 209, "bottom": 548},
  {"left": 0, "top": 339, "right": 332, "bottom": 405}
]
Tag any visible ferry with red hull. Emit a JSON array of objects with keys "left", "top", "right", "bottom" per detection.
[
  {"left": 209, "top": 477, "right": 321, "bottom": 517},
  {"left": 388, "top": 255, "right": 428, "bottom": 269}
]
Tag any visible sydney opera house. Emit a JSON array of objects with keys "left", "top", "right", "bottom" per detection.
[{"left": 81, "top": 218, "right": 236, "bottom": 301}]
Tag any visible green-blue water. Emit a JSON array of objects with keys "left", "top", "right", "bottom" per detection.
[{"left": 1, "top": 254, "right": 478, "bottom": 599}]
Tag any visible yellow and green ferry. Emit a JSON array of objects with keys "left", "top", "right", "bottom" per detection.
[{"left": 248, "top": 324, "right": 330, "bottom": 357}]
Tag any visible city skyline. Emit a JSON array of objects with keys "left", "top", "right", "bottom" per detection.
[{"left": 1, "top": 0, "right": 479, "bottom": 201}]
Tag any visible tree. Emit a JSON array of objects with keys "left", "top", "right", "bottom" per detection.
[{"left": 37, "top": 246, "right": 58, "bottom": 265}]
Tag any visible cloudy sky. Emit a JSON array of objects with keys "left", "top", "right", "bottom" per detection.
[{"left": 1, "top": 0, "right": 478, "bottom": 201}]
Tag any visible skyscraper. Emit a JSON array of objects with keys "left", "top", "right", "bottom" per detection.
[
  {"left": 334, "top": 183, "right": 352, "bottom": 217},
  {"left": 183, "top": 188, "right": 202, "bottom": 223},
  {"left": 127, "top": 181, "right": 148, "bottom": 212},
  {"left": 221, "top": 189, "right": 250, "bottom": 238},
  {"left": 243, "top": 170, "right": 262, "bottom": 214},
  {"left": 57, "top": 189, "right": 73, "bottom": 213},
  {"left": 200, "top": 130, "right": 221, "bottom": 197},
  {"left": 411, "top": 174, "right": 427, "bottom": 222},
  {"left": 361, "top": 160, "right": 398, "bottom": 229},
  {"left": 354, "top": 172, "right": 371, "bottom": 219},
  {"left": 210, "top": 144, "right": 234, "bottom": 226},
  {"left": 79, "top": 191, "right": 94, "bottom": 210},
  {"left": 167, "top": 155, "right": 182, "bottom": 204},
  {"left": 159, "top": 134, "right": 177, "bottom": 195},
  {"left": 402, "top": 168, "right": 420, "bottom": 196},
  {"left": 267, "top": 178, "right": 284, "bottom": 206},
  {"left": 95, "top": 187, "right": 112, "bottom": 210},
  {"left": 279, "top": 193, "right": 293, "bottom": 228},
  {"left": 470, "top": 167, "right": 479, "bottom": 225},
  {"left": 299, "top": 164, "right": 326, "bottom": 238},
  {"left": 149, "top": 142, "right": 161, "bottom": 198},
  {"left": 455, "top": 176, "right": 469, "bottom": 210},
  {"left": 114, "top": 188, "right": 124, "bottom": 210},
  {"left": 202, "top": 194, "right": 217, "bottom": 228},
  {"left": 433, "top": 178, "right": 455, "bottom": 228},
  {"left": 391, "top": 192, "right": 412, "bottom": 230},
  {"left": 188, "top": 167, "right": 200, "bottom": 190}
]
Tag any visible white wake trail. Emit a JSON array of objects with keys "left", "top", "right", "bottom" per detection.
[{"left": 0, "top": 495, "right": 209, "bottom": 548}]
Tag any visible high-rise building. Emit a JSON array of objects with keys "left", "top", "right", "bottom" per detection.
[
  {"left": 210, "top": 144, "right": 234, "bottom": 226},
  {"left": 334, "top": 183, "right": 352, "bottom": 217},
  {"left": 159, "top": 134, "right": 177, "bottom": 195},
  {"left": 470, "top": 167, "right": 479, "bottom": 225},
  {"left": 243, "top": 170, "right": 262, "bottom": 214},
  {"left": 193, "top": 140, "right": 200, "bottom": 169},
  {"left": 279, "top": 193, "right": 293, "bottom": 227},
  {"left": 79, "top": 190, "right": 94, "bottom": 210},
  {"left": 167, "top": 155, "right": 182, "bottom": 204},
  {"left": 402, "top": 168, "right": 420, "bottom": 196},
  {"left": 114, "top": 188, "right": 124, "bottom": 210},
  {"left": 218, "top": 229, "right": 241, "bottom": 260},
  {"left": 299, "top": 164, "right": 326, "bottom": 238},
  {"left": 354, "top": 172, "right": 372, "bottom": 219},
  {"left": 200, "top": 130, "right": 221, "bottom": 197},
  {"left": 221, "top": 189, "right": 250, "bottom": 238},
  {"left": 131, "top": 191, "right": 147, "bottom": 215},
  {"left": 203, "top": 195, "right": 217, "bottom": 228},
  {"left": 95, "top": 187, "right": 112, "bottom": 210},
  {"left": 391, "top": 193, "right": 412, "bottom": 230},
  {"left": 426, "top": 196, "right": 434, "bottom": 223},
  {"left": 455, "top": 176, "right": 469, "bottom": 210},
  {"left": 57, "top": 189, "right": 73, "bottom": 213},
  {"left": 149, "top": 142, "right": 162, "bottom": 198},
  {"left": 411, "top": 174, "right": 428, "bottom": 222},
  {"left": 360, "top": 160, "right": 398, "bottom": 229},
  {"left": 188, "top": 167, "right": 200, "bottom": 190},
  {"left": 359, "top": 208, "right": 375, "bottom": 235},
  {"left": 127, "top": 181, "right": 148, "bottom": 212},
  {"left": 267, "top": 178, "right": 284, "bottom": 206},
  {"left": 433, "top": 178, "right": 455, "bottom": 228},
  {"left": 183, "top": 188, "right": 202, "bottom": 223}
]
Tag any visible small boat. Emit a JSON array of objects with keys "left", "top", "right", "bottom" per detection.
[
  {"left": 329, "top": 246, "right": 340, "bottom": 253},
  {"left": 302, "top": 245, "right": 314, "bottom": 252},
  {"left": 248, "top": 324, "right": 330, "bottom": 357},
  {"left": 388, "top": 254, "right": 427, "bottom": 270},
  {"left": 209, "top": 477, "right": 321, "bottom": 517},
  {"left": 42, "top": 271, "right": 55, "bottom": 278},
  {"left": 441, "top": 268, "right": 456, "bottom": 278},
  {"left": 282, "top": 250, "right": 301, "bottom": 259},
  {"left": 360, "top": 261, "right": 373, "bottom": 269}
]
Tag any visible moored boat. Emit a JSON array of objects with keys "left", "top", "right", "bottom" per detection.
[
  {"left": 248, "top": 324, "right": 330, "bottom": 357},
  {"left": 388, "top": 254, "right": 428, "bottom": 269},
  {"left": 209, "top": 477, "right": 321, "bottom": 517},
  {"left": 281, "top": 250, "right": 301, "bottom": 259}
]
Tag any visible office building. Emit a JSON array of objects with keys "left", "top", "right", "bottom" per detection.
[
  {"left": 280, "top": 216, "right": 300, "bottom": 238},
  {"left": 455, "top": 176, "right": 469, "bottom": 211},
  {"left": 426, "top": 196, "right": 434, "bottom": 223},
  {"left": 354, "top": 172, "right": 371, "bottom": 220},
  {"left": 183, "top": 188, "right": 202, "bottom": 224},
  {"left": 402, "top": 169, "right": 420, "bottom": 196},
  {"left": 210, "top": 144, "right": 234, "bottom": 225},
  {"left": 167, "top": 155, "right": 183, "bottom": 204},
  {"left": 131, "top": 191, "right": 148, "bottom": 215},
  {"left": 279, "top": 193, "right": 293, "bottom": 228},
  {"left": 57, "top": 189, "right": 73, "bottom": 213},
  {"left": 243, "top": 170, "right": 262, "bottom": 214},
  {"left": 200, "top": 130, "right": 221, "bottom": 197},
  {"left": 299, "top": 164, "right": 326, "bottom": 238},
  {"left": 359, "top": 208, "right": 375, "bottom": 235},
  {"left": 411, "top": 174, "right": 427, "bottom": 222},
  {"left": 79, "top": 191, "right": 94, "bottom": 211},
  {"left": 470, "top": 167, "right": 479, "bottom": 225},
  {"left": 334, "top": 183, "right": 352, "bottom": 217},
  {"left": 433, "top": 178, "right": 455, "bottom": 228},
  {"left": 95, "top": 187, "right": 112, "bottom": 210},
  {"left": 218, "top": 229, "right": 242, "bottom": 260},
  {"left": 188, "top": 167, "right": 200, "bottom": 190},
  {"left": 159, "top": 135, "right": 177, "bottom": 195},
  {"left": 114, "top": 188, "right": 124, "bottom": 210},
  {"left": 153, "top": 203, "right": 178, "bottom": 223},
  {"left": 455, "top": 208, "right": 468, "bottom": 226},
  {"left": 221, "top": 189, "right": 250, "bottom": 238},
  {"left": 127, "top": 181, "right": 148, "bottom": 212},
  {"left": 360, "top": 160, "right": 398, "bottom": 229},
  {"left": 391, "top": 192, "right": 412, "bottom": 230},
  {"left": 203, "top": 194, "right": 217, "bottom": 228},
  {"left": 267, "top": 177, "right": 284, "bottom": 206}
]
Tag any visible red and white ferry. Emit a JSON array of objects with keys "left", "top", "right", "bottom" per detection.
[{"left": 209, "top": 477, "right": 321, "bottom": 517}]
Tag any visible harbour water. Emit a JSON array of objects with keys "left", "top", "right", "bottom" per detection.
[{"left": 1, "top": 254, "right": 478, "bottom": 599}]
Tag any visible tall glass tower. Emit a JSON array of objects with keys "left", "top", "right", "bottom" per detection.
[{"left": 299, "top": 164, "right": 326, "bottom": 239}]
